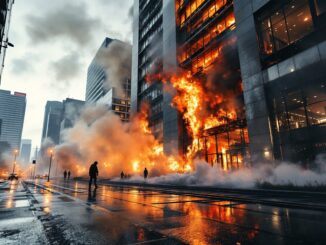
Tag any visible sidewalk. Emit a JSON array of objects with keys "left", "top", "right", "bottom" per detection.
[{"left": 0, "top": 180, "right": 47, "bottom": 244}]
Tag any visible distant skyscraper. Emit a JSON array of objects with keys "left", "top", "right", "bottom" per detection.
[
  {"left": 20, "top": 139, "right": 31, "bottom": 164},
  {"left": 41, "top": 101, "right": 63, "bottom": 146},
  {"left": 0, "top": 0, "right": 15, "bottom": 84},
  {"left": 86, "top": 37, "right": 131, "bottom": 120},
  {"left": 86, "top": 37, "right": 114, "bottom": 103},
  {"left": 0, "top": 90, "right": 26, "bottom": 152},
  {"left": 59, "top": 98, "right": 85, "bottom": 143}
]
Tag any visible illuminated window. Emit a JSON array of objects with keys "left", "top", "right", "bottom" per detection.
[
  {"left": 257, "top": 0, "right": 314, "bottom": 56},
  {"left": 225, "top": 12, "right": 235, "bottom": 27},
  {"left": 216, "top": 0, "right": 224, "bottom": 11},
  {"left": 285, "top": 3, "right": 313, "bottom": 42},
  {"left": 273, "top": 82, "right": 326, "bottom": 132},
  {"left": 209, "top": 5, "right": 216, "bottom": 17},
  {"left": 217, "top": 20, "right": 226, "bottom": 34}
]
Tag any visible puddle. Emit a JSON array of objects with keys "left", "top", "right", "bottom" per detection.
[
  {"left": 14, "top": 200, "right": 30, "bottom": 208},
  {"left": 0, "top": 217, "right": 34, "bottom": 226}
]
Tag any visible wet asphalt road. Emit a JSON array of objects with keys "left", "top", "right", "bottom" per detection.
[{"left": 1, "top": 179, "right": 326, "bottom": 244}]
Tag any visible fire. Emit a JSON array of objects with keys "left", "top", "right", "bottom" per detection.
[
  {"left": 132, "top": 161, "right": 140, "bottom": 172},
  {"left": 204, "top": 109, "right": 237, "bottom": 130}
]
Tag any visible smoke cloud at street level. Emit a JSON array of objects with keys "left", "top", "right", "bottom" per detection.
[
  {"left": 54, "top": 104, "right": 183, "bottom": 177},
  {"left": 115, "top": 156, "right": 326, "bottom": 188}
]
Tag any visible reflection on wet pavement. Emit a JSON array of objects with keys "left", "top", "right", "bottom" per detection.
[{"left": 17, "top": 179, "right": 326, "bottom": 244}]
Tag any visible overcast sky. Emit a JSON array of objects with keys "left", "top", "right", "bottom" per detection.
[{"left": 1, "top": 0, "right": 133, "bottom": 152}]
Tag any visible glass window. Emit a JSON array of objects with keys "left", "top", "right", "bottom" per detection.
[
  {"left": 217, "top": 20, "right": 226, "bottom": 34},
  {"left": 271, "top": 12, "right": 290, "bottom": 50},
  {"left": 256, "top": 0, "right": 314, "bottom": 57},
  {"left": 204, "top": 33, "right": 210, "bottom": 45},
  {"left": 191, "top": 1, "right": 197, "bottom": 13},
  {"left": 314, "top": 0, "right": 326, "bottom": 16},
  {"left": 285, "top": 2, "right": 313, "bottom": 42},
  {"left": 225, "top": 12, "right": 235, "bottom": 27},
  {"left": 215, "top": 0, "right": 224, "bottom": 11},
  {"left": 186, "top": 5, "right": 191, "bottom": 18},
  {"left": 260, "top": 28, "right": 274, "bottom": 55},
  {"left": 209, "top": 5, "right": 216, "bottom": 17}
]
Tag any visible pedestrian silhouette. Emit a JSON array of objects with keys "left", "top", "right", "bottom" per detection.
[
  {"left": 64, "top": 170, "right": 67, "bottom": 180},
  {"left": 121, "top": 171, "right": 125, "bottom": 179},
  {"left": 144, "top": 168, "right": 148, "bottom": 179},
  {"left": 67, "top": 171, "right": 71, "bottom": 180},
  {"left": 89, "top": 161, "right": 98, "bottom": 189}
]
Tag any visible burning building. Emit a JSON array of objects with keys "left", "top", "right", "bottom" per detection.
[
  {"left": 132, "top": 0, "right": 248, "bottom": 169},
  {"left": 132, "top": 0, "right": 326, "bottom": 167}
]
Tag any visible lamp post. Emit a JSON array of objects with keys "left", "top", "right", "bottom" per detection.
[
  {"left": 12, "top": 149, "right": 18, "bottom": 174},
  {"left": 32, "top": 160, "right": 36, "bottom": 180},
  {"left": 47, "top": 149, "right": 53, "bottom": 182}
]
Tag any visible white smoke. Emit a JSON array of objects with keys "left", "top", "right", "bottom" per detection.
[
  {"left": 95, "top": 40, "right": 132, "bottom": 97},
  {"left": 115, "top": 156, "right": 326, "bottom": 188}
]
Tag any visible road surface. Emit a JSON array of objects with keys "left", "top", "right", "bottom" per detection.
[{"left": 1, "top": 179, "right": 326, "bottom": 244}]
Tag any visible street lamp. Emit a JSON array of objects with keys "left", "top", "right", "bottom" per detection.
[
  {"left": 47, "top": 149, "right": 54, "bottom": 182},
  {"left": 1, "top": 40, "right": 14, "bottom": 48},
  {"left": 32, "top": 160, "right": 36, "bottom": 179},
  {"left": 12, "top": 149, "right": 18, "bottom": 175}
]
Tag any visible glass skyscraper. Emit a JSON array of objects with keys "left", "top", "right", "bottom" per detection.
[{"left": 0, "top": 89, "right": 26, "bottom": 152}]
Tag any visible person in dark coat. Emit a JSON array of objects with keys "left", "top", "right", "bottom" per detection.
[
  {"left": 64, "top": 170, "right": 67, "bottom": 180},
  {"left": 144, "top": 168, "right": 148, "bottom": 179},
  {"left": 89, "top": 161, "right": 99, "bottom": 189},
  {"left": 121, "top": 171, "right": 125, "bottom": 179},
  {"left": 67, "top": 171, "right": 71, "bottom": 180}
]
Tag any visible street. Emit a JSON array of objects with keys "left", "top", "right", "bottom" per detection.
[{"left": 1, "top": 179, "right": 326, "bottom": 244}]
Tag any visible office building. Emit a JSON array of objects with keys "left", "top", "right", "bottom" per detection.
[
  {"left": 41, "top": 101, "right": 63, "bottom": 146},
  {"left": 0, "top": 89, "right": 26, "bottom": 152},
  {"left": 235, "top": 0, "right": 326, "bottom": 163},
  {"left": 86, "top": 37, "right": 131, "bottom": 120},
  {"left": 0, "top": 0, "right": 15, "bottom": 84},
  {"left": 20, "top": 139, "right": 31, "bottom": 164},
  {"left": 86, "top": 38, "right": 131, "bottom": 103},
  {"left": 132, "top": 0, "right": 326, "bottom": 165}
]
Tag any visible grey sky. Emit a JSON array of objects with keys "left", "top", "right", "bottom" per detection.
[{"left": 0, "top": 0, "right": 133, "bottom": 153}]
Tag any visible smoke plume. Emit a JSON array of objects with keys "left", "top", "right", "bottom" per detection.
[
  {"left": 54, "top": 104, "right": 181, "bottom": 178},
  {"left": 95, "top": 40, "right": 132, "bottom": 97},
  {"left": 26, "top": 3, "right": 103, "bottom": 47}
]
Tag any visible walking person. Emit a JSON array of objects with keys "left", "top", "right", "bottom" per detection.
[
  {"left": 67, "top": 171, "right": 71, "bottom": 180},
  {"left": 144, "top": 168, "right": 148, "bottom": 179},
  {"left": 64, "top": 170, "right": 67, "bottom": 180},
  {"left": 121, "top": 171, "right": 125, "bottom": 179},
  {"left": 89, "top": 161, "right": 99, "bottom": 189}
]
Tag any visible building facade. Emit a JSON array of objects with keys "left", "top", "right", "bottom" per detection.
[
  {"left": 41, "top": 101, "right": 63, "bottom": 146},
  {"left": 132, "top": 0, "right": 326, "bottom": 165},
  {"left": 86, "top": 38, "right": 113, "bottom": 103},
  {"left": 0, "top": 0, "right": 14, "bottom": 84},
  {"left": 86, "top": 37, "right": 131, "bottom": 120},
  {"left": 235, "top": 0, "right": 326, "bottom": 163},
  {"left": 20, "top": 139, "right": 31, "bottom": 164},
  {"left": 97, "top": 86, "right": 131, "bottom": 122},
  {"left": 0, "top": 89, "right": 26, "bottom": 152}
]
